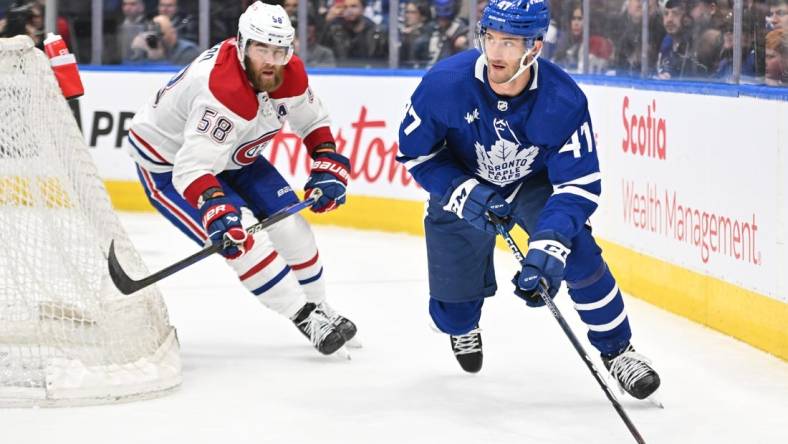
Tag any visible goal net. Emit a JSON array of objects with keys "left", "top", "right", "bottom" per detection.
[{"left": 0, "top": 35, "right": 181, "bottom": 406}]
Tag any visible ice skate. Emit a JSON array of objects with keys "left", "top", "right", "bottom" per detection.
[
  {"left": 318, "top": 301, "right": 360, "bottom": 348},
  {"left": 292, "top": 303, "right": 347, "bottom": 355},
  {"left": 450, "top": 326, "right": 483, "bottom": 373},
  {"left": 603, "top": 344, "right": 661, "bottom": 401}
]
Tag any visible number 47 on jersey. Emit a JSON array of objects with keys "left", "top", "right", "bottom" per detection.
[{"left": 558, "top": 121, "right": 594, "bottom": 158}]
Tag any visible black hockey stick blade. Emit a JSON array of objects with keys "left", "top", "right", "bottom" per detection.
[
  {"left": 488, "top": 212, "right": 646, "bottom": 444},
  {"left": 108, "top": 195, "right": 319, "bottom": 295}
]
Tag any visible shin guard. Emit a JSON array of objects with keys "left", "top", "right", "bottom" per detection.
[
  {"left": 265, "top": 214, "right": 326, "bottom": 304},
  {"left": 228, "top": 230, "right": 305, "bottom": 319}
]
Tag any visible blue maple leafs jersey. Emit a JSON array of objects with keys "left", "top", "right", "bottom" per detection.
[{"left": 397, "top": 50, "right": 600, "bottom": 240}]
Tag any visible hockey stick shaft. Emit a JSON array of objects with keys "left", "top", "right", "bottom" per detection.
[
  {"left": 108, "top": 194, "right": 319, "bottom": 295},
  {"left": 489, "top": 215, "right": 646, "bottom": 444}
]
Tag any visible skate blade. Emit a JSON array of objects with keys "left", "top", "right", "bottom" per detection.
[
  {"left": 345, "top": 337, "right": 363, "bottom": 349},
  {"left": 612, "top": 378, "right": 663, "bottom": 407},
  {"left": 334, "top": 346, "right": 352, "bottom": 360},
  {"left": 647, "top": 391, "right": 664, "bottom": 408}
]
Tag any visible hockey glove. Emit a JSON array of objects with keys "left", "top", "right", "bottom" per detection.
[
  {"left": 304, "top": 151, "right": 350, "bottom": 213},
  {"left": 513, "top": 230, "right": 572, "bottom": 307},
  {"left": 199, "top": 195, "right": 254, "bottom": 259},
  {"left": 441, "top": 177, "right": 514, "bottom": 235}
]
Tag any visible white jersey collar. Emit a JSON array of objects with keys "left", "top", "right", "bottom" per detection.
[{"left": 474, "top": 53, "right": 486, "bottom": 82}]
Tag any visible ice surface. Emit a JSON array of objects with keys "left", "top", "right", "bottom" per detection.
[{"left": 4, "top": 212, "right": 787, "bottom": 444}]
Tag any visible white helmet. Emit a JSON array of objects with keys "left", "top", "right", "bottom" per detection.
[{"left": 237, "top": 1, "right": 295, "bottom": 66}]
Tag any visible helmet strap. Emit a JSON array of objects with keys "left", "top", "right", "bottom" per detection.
[
  {"left": 237, "top": 32, "right": 248, "bottom": 69},
  {"left": 502, "top": 43, "right": 541, "bottom": 84}
]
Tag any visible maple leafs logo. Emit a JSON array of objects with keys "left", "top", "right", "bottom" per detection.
[{"left": 474, "top": 118, "right": 539, "bottom": 186}]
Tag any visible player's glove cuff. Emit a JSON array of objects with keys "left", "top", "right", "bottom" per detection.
[
  {"left": 528, "top": 230, "right": 572, "bottom": 266},
  {"left": 200, "top": 200, "right": 239, "bottom": 229},
  {"left": 305, "top": 152, "right": 350, "bottom": 213},
  {"left": 440, "top": 177, "right": 513, "bottom": 235},
  {"left": 513, "top": 230, "right": 572, "bottom": 306},
  {"left": 309, "top": 152, "right": 350, "bottom": 185},
  {"left": 440, "top": 177, "right": 479, "bottom": 218}
]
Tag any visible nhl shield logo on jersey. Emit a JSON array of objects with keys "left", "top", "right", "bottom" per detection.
[{"left": 474, "top": 118, "right": 538, "bottom": 186}]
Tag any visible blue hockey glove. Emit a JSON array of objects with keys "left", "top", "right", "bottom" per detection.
[
  {"left": 199, "top": 195, "right": 254, "bottom": 259},
  {"left": 441, "top": 177, "right": 514, "bottom": 235},
  {"left": 304, "top": 151, "right": 350, "bottom": 213},
  {"left": 513, "top": 230, "right": 572, "bottom": 307}
]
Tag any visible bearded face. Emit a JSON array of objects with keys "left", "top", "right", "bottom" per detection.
[
  {"left": 245, "top": 57, "right": 284, "bottom": 92},
  {"left": 244, "top": 41, "right": 289, "bottom": 92}
]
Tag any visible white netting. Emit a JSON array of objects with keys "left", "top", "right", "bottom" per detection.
[{"left": 0, "top": 35, "right": 181, "bottom": 407}]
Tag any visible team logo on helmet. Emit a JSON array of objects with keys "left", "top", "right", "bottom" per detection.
[
  {"left": 236, "top": 1, "right": 295, "bottom": 66},
  {"left": 481, "top": 0, "right": 550, "bottom": 38},
  {"left": 496, "top": 1, "right": 515, "bottom": 10}
]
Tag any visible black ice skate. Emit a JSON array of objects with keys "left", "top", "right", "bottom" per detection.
[
  {"left": 450, "top": 327, "right": 483, "bottom": 373},
  {"left": 292, "top": 303, "right": 346, "bottom": 355},
  {"left": 602, "top": 344, "right": 661, "bottom": 400},
  {"left": 317, "top": 302, "right": 358, "bottom": 344}
]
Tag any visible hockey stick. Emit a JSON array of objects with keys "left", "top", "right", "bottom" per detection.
[
  {"left": 489, "top": 214, "right": 646, "bottom": 444},
  {"left": 107, "top": 193, "right": 319, "bottom": 295}
]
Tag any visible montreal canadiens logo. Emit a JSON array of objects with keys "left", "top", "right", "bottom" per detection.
[{"left": 232, "top": 129, "right": 278, "bottom": 166}]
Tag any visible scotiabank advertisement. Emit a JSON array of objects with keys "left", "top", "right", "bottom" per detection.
[
  {"left": 77, "top": 69, "right": 787, "bottom": 302},
  {"left": 583, "top": 89, "right": 783, "bottom": 300}
]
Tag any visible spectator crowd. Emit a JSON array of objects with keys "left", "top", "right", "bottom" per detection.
[{"left": 1, "top": 0, "right": 786, "bottom": 86}]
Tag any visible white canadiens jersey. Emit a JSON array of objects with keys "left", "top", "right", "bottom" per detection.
[{"left": 126, "top": 38, "right": 333, "bottom": 199}]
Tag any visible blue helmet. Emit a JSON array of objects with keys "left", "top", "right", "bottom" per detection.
[
  {"left": 479, "top": 0, "right": 550, "bottom": 40},
  {"left": 433, "top": 0, "right": 456, "bottom": 19}
]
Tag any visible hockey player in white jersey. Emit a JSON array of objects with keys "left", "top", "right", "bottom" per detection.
[{"left": 125, "top": 1, "right": 356, "bottom": 356}]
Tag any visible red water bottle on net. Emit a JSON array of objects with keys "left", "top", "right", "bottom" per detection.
[{"left": 43, "top": 33, "right": 84, "bottom": 100}]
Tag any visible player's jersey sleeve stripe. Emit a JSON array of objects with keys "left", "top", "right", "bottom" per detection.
[
  {"left": 553, "top": 185, "right": 599, "bottom": 204},
  {"left": 399, "top": 146, "right": 446, "bottom": 170},
  {"left": 138, "top": 167, "right": 206, "bottom": 241},
  {"left": 555, "top": 172, "right": 601, "bottom": 187},
  {"left": 129, "top": 129, "right": 171, "bottom": 165},
  {"left": 128, "top": 136, "right": 171, "bottom": 167}
]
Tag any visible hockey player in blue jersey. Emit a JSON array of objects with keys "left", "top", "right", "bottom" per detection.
[{"left": 397, "top": 0, "right": 660, "bottom": 400}]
